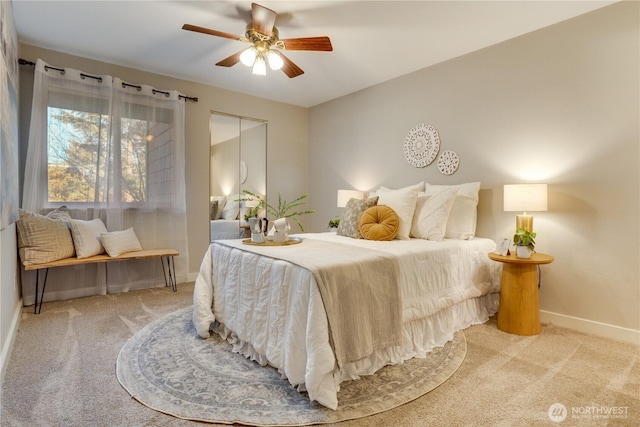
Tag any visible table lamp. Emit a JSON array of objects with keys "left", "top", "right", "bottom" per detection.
[
  {"left": 337, "top": 189, "right": 366, "bottom": 208},
  {"left": 503, "top": 184, "right": 547, "bottom": 232}
]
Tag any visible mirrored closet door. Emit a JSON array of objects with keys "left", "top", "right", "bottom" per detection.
[{"left": 209, "top": 112, "right": 267, "bottom": 242}]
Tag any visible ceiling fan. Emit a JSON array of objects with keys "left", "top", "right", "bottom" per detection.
[{"left": 182, "top": 3, "right": 332, "bottom": 78}]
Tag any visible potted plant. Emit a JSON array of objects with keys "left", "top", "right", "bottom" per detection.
[
  {"left": 513, "top": 227, "right": 536, "bottom": 258},
  {"left": 241, "top": 190, "right": 315, "bottom": 232},
  {"left": 328, "top": 217, "right": 340, "bottom": 231}
]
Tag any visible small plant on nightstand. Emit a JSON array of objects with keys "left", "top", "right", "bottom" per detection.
[
  {"left": 328, "top": 217, "right": 340, "bottom": 231},
  {"left": 513, "top": 227, "right": 536, "bottom": 258}
]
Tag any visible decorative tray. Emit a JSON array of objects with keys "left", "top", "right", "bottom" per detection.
[{"left": 242, "top": 237, "right": 302, "bottom": 246}]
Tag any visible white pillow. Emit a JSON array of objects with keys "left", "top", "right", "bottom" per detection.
[
  {"left": 378, "top": 181, "right": 425, "bottom": 193},
  {"left": 424, "top": 182, "right": 480, "bottom": 240},
  {"left": 69, "top": 218, "right": 108, "bottom": 259},
  {"left": 410, "top": 187, "right": 458, "bottom": 241},
  {"left": 100, "top": 227, "right": 143, "bottom": 257},
  {"left": 372, "top": 182, "right": 422, "bottom": 240},
  {"left": 221, "top": 194, "right": 240, "bottom": 220}
]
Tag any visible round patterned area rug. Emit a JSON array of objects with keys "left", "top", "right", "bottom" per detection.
[{"left": 116, "top": 307, "right": 466, "bottom": 426}]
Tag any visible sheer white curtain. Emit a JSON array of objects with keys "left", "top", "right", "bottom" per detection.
[{"left": 21, "top": 59, "right": 188, "bottom": 304}]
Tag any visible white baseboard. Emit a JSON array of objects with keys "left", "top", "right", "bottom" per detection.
[
  {"left": 187, "top": 272, "right": 198, "bottom": 283},
  {"left": 541, "top": 310, "right": 640, "bottom": 345},
  {"left": 1, "top": 299, "right": 22, "bottom": 384}
]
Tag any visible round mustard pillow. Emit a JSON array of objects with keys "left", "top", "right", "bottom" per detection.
[{"left": 359, "top": 205, "right": 399, "bottom": 241}]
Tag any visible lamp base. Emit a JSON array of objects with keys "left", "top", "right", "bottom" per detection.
[{"left": 516, "top": 214, "right": 533, "bottom": 232}]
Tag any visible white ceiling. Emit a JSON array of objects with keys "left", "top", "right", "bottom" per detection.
[{"left": 13, "top": 1, "right": 615, "bottom": 108}]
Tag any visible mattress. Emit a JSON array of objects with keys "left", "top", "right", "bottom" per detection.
[{"left": 193, "top": 232, "right": 501, "bottom": 409}]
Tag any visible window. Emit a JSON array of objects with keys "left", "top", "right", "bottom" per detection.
[
  {"left": 46, "top": 99, "right": 172, "bottom": 204},
  {"left": 24, "top": 60, "right": 189, "bottom": 290}
]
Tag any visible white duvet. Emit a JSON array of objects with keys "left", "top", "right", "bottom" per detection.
[{"left": 193, "top": 232, "right": 501, "bottom": 409}]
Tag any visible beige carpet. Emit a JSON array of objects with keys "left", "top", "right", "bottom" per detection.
[{"left": 2, "top": 282, "right": 638, "bottom": 426}]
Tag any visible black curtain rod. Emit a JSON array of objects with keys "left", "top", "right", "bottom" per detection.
[{"left": 18, "top": 58, "right": 198, "bottom": 102}]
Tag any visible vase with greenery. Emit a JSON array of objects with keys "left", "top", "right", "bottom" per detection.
[
  {"left": 241, "top": 190, "right": 315, "bottom": 232},
  {"left": 513, "top": 227, "right": 536, "bottom": 258},
  {"left": 328, "top": 217, "right": 340, "bottom": 231}
]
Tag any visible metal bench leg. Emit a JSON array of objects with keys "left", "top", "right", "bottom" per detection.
[
  {"left": 34, "top": 268, "right": 49, "bottom": 314},
  {"left": 160, "top": 256, "right": 177, "bottom": 292}
]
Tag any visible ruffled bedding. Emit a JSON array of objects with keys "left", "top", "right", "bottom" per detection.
[{"left": 193, "top": 232, "right": 501, "bottom": 409}]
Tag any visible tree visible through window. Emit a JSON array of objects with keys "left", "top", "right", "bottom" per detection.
[{"left": 47, "top": 107, "right": 149, "bottom": 203}]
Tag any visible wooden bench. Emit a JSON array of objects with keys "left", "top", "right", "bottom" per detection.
[{"left": 23, "top": 249, "right": 179, "bottom": 314}]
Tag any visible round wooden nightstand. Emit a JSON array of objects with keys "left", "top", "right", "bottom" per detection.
[{"left": 488, "top": 252, "right": 554, "bottom": 336}]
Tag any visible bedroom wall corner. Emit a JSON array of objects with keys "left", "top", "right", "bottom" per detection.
[
  {"left": 0, "top": 224, "right": 22, "bottom": 385},
  {"left": 0, "top": 0, "right": 23, "bottom": 386}
]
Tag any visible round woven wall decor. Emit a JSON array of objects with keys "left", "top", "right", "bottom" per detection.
[
  {"left": 438, "top": 150, "right": 460, "bottom": 175},
  {"left": 404, "top": 124, "right": 440, "bottom": 168}
]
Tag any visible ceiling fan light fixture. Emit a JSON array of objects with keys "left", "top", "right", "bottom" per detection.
[
  {"left": 240, "top": 47, "right": 258, "bottom": 67},
  {"left": 266, "top": 50, "right": 283, "bottom": 71},
  {"left": 183, "top": 3, "right": 332, "bottom": 79},
  {"left": 252, "top": 54, "right": 266, "bottom": 75}
]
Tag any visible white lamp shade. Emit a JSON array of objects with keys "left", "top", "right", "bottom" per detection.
[
  {"left": 266, "top": 50, "right": 284, "bottom": 70},
  {"left": 337, "top": 189, "right": 366, "bottom": 207},
  {"left": 240, "top": 47, "right": 257, "bottom": 67},
  {"left": 504, "top": 184, "right": 548, "bottom": 212},
  {"left": 252, "top": 55, "right": 266, "bottom": 75}
]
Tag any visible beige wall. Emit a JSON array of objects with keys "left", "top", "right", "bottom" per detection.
[
  {"left": 17, "top": 43, "right": 309, "bottom": 276},
  {"left": 308, "top": 2, "right": 639, "bottom": 341}
]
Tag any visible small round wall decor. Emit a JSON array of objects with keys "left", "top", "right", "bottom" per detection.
[
  {"left": 437, "top": 150, "right": 460, "bottom": 175},
  {"left": 404, "top": 124, "right": 440, "bottom": 168}
]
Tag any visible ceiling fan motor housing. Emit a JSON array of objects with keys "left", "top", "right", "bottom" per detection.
[{"left": 245, "top": 23, "right": 283, "bottom": 51}]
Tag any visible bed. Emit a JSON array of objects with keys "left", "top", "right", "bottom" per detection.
[
  {"left": 210, "top": 219, "right": 244, "bottom": 241},
  {"left": 193, "top": 232, "right": 501, "bottom": 409},
  {"left": 195, "top": 181, "right": 501, "bottom": 409}
]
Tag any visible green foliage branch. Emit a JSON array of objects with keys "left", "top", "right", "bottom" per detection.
[{"left": 241, "top": 190, "right": 315, "bottom": 232}]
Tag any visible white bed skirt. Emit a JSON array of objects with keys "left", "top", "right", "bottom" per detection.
[{"left": 210, "top": 291, "right": 498, "bottom": 408}]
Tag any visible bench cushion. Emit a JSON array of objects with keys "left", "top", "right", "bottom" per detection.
[
  {"left": 69, "top": 218, "right": 108, "bottom": 258},
  {"left": 101, "top": 227, "right": 143, "bottom": 257}
]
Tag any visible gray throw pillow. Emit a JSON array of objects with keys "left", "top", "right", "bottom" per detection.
[
  {"left": 336, "top": 196, "right": 379, "bottom": 239},
  {"left": 210, "top": 200, "right": 219, "bottom": 220}
]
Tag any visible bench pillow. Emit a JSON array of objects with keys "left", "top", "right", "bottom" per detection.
[
  {"left": 45, "top": 205, "right": 72, "bottom": 221},
  {"left": 16, "top": 209, "right": 76, "bottom": 266},
  {"left": 69, "top": 218, "right": 108, "bottom": 259},
  {"left": 100, "top": 227, "right": 143, "bottom": 257}
]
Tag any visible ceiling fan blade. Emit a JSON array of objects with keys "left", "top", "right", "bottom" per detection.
[
  {"left": 280, "top": 36, "right": 333, "bottom": 51},
  {"left": 182, "top": 24, "right": 242, "bottom": 41},
  {"left": 251, "top": 3, "right": 277, "bottom": 36},
  {"left": 216, "top": 51, "right": 243, "bottom": 68},
  {"left": 277, "top": 52, "right": 304, "bottom": 78}
]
